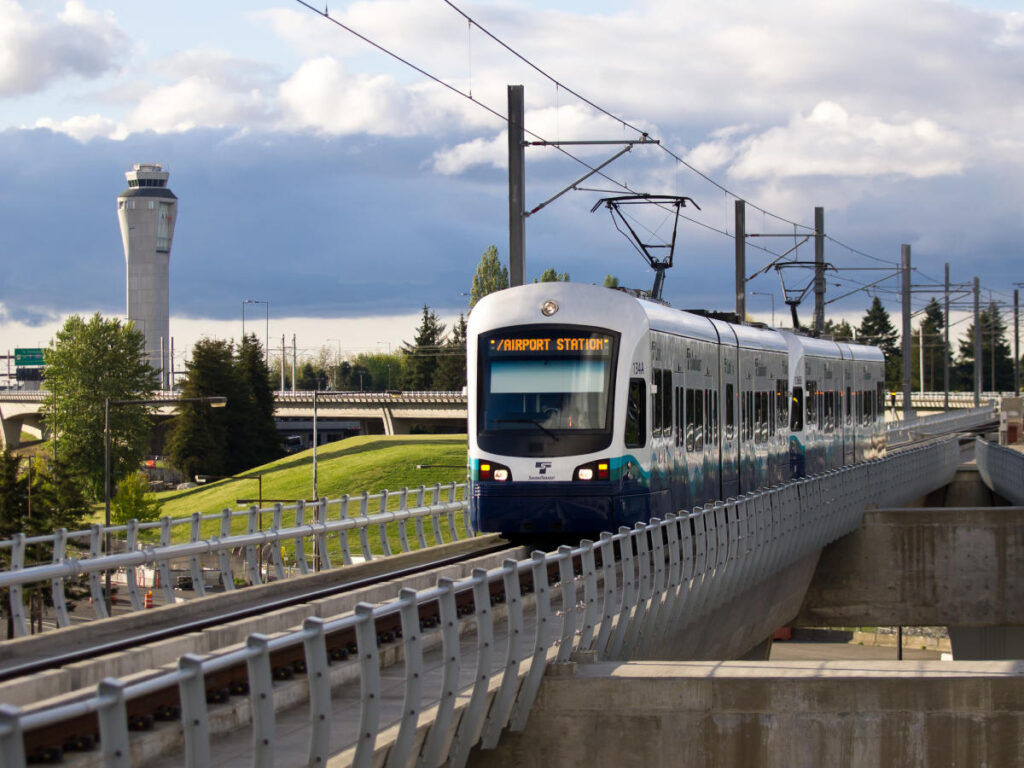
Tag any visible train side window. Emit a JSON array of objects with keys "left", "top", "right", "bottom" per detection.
[
  {"left": 703, "top": 389, "right": 712, "bottom": 448},
  {"left": 791, "top": 386, "right": 804, "bottom": 432},
  {"left": 725, "top": 383, "right": 735, "bottom": 441},
  {"left": 694, "top": 388, "right": 704, "bottom": 452},
  {"left": 675, "top": 387, "right": 683, "bottom": 447},
  {"left": 664, "top": 370, "right": 674, "bottom": 438},
  {"left": 625, "top": 378, "right": 646, "bottom": 448},
  {"left": 712, "top": 390, "right": 719, "bottom": 445},
  {"left": 846, "top": 386, "right": 852, "bottom": 425},
  {"left": 651, "top": 369, "right": 663, "bottom": 437},
  {"left": 688, "top": 391, "right": 696, "bottom": 450},
  {"left": 806, "top": 381, "right": 817, "bottom": 428}
]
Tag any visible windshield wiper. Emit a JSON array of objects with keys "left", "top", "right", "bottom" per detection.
[{"left": 494, "top": 418, "right": 560, "bottom": 442}]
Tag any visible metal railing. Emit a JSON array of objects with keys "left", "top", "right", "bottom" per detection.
[
  {"left": 0, "top": 437, "right": 961, "bottom": 768},
  {"left": 0, "top": 483, "right": 471, "bottom": 636},
  {"left": 975, "top": 438, "right": 1024, "bottom": 505},
  {"left": 886, "top": 405, "right": 997, "bottom": 445}
]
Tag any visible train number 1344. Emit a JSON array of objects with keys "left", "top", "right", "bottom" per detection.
[{"left": 631, "top": 361, "right": 645, "bottom": 375}]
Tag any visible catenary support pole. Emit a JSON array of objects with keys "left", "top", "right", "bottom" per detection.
[
  {"left": 944, "top": 263, "right": 951, "bottom": 411},
  {"left": 974, "top": 276, "right": 981, "bottom": 407},
  {"left": 813, "top": 206, "right": 825, "bottom": 336},
  {"left": 508, "top": 85, "right": 525, "bottom": 287},
  {"left": 1014, "top": 289, "right": 1019, "bottom": 397},
  {"left": 735, "top": 200, "right": 746, "bottom": 321},
  {"left": 901, "top": 245, "right": 912, "bottom": 419}
]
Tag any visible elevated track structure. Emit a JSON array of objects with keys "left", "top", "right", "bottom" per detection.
[{"left": 0, "top": 407, "right": 1006, "bottom": 768}]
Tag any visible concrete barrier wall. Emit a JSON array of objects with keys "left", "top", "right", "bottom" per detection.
[{"left": 467, "top": 660, "right": 1024, "bottom": 768}]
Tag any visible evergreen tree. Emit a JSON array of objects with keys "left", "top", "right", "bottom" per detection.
[
  {"left": 297, "top": 362, "right": 327, "bottom": 391},
  {"left": 857, "top": 298, "right": 902, "bottom": 389},
  {"left": 233, "top": 335, "right": 282, "bottom": 468},
  {"left": 916, "top": 299, "right": 951, "bottom": 392},
  {"left": 402, "top": 305, "right": 446, "bottom": 390},
  {"left": 824, "top": 318, "right": 855, "bottom": 340},
  {"left": 41, "top": 314, "right": 160, "bottom": 500},
  {"left": 469, "top": 245, "right": 509, "bottom": 310},
  {"left": 433, "top": 314, "right": 468, "bottom": 391},
  {"left": 166, "top": 339, "right": 237, "bottom": 479},
  {"left": 602, "top": 275, "right": 620, "bottom": 288},
  {"left": 535, "top": 268, "right": 570, "bottom": 283},
  {"left": 955, "top": 302, "right": 1014, "bottom": 391}
]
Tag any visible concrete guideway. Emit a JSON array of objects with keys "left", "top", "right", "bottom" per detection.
[
  {"left": 0, "top": 438, "right": 962, "bottom": 768},
  {"left": 471, "top": 659, "right": 1024, "bottom": 768}
]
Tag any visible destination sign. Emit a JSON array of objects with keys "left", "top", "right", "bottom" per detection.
[{"left": 489, "top": 335, "right": 613, "bottom": 354}]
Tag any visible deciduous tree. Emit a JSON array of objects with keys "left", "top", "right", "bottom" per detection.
[
  {"left": 469, "top": 245, "right": 509, "bottom": 310},
  {"left": 42, "top": 314, "right": 159, "bottom": 499}
]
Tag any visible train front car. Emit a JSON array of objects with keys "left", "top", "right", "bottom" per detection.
[{"left": 468, "top": 283, "right": 650, "bottom": 539}]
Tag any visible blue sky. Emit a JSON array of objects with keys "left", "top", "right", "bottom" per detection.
[{"left": 1, "top": 0, "right": 1022, "bottom": 362}]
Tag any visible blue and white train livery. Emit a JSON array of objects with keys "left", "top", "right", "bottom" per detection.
[{"left": 468, "top": 282, "right": 886, "bottom": 537}]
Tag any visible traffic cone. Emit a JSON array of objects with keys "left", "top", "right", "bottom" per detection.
[{"left": 145, "top": 590, "right": 154, "bottom": 609}]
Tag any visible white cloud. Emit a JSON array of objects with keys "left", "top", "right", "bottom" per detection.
[
  {"left": 127, "top": 76, "right": 271, "bottom": 134},
  {"left": 0, "top": 0, "right": 128, "bottom": 97},
  {"left": 33, "top": 114, "right": 127, "bottom": 142},
  {"left": 689, "top": 102, "right": 966, "bottom": 181}
]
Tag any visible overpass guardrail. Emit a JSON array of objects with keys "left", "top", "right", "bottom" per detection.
[
  {"left": 885, "top": 405, "right": 997, "bottom": 445},
  {"left": 0, "top": 437, "right": 962, "bottom": 768},
  {"left": 975, "top": 437, "right": 1024, "bottom": 505}
]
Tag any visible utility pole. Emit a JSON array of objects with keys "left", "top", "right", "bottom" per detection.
[
  {"left": 973, "top": 277, "right": 981, "bottom": 407},
  {"left": 735, "top": 200, "right": 746, "bottom": 321},
  {"left": 508, "top": 85, "right": 525, "bottom": 287},
  {"left": 944, "top": 263, "right": 951, "bottom": 411},
  {"left": 901, "top": 245, "right": 912, "bottom": 419},
  {"left": 280, "top": 334, "right": 286, "bottom": 391},
  {"left": 1015, "top": 288, "right": 1020, "bottom": 397},
  {"left": 292, "top": 334, "right": 297, "bottom": 394},
  {"left": 813, "top": 207, "right": 825, "bottom": 336}
]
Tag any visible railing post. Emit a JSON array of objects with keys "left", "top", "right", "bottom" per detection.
[
  {"left": 419, "top": 578, "right": 461, "bottom": 766},
  {"left": 189, "top": 513, "right": 207, "bottom": 598},
  {"left": 0, "top": 704, "right": 26, "bottom": 768},
  {"left": 270, "top": 503, "right": 286, "bottom": 580},
  {"left": 480, "top": 560, "right": 524, "bottom": 748},
  {"left": 246, "top": 634, "right": 276, "bottom": 768},
  {"left": 158, "top": 517, "right": 175, "bottom": 605},
  {"left": 88, "top": 525, "right": 109, "bottom": 619},
  {"left": 97, "top": 678, "right": 131, "bottom": 768},
  {"left": 125, "top": 520, "right": 143, "bottom": 611},
  {"left": 338, "top": 494, "right": 353, "bottom": 565},
  {"left": 387, "top": 589, "right": 423, "bottom": 768},
  {"left": 51, "top": 528, "right": 71, "bottom": 628},
  {"left": 353, "top": 603, "right": 381, "bottom": 768},
  {"left": 556, "top": 545, "right": 577, "bottom": 662},
  {"left": 316, "top": 497, "right": 331, "bottom": 571},
  {"left": 448, "top": 568, "right": 495, "bottom": 768},
  {"left": 377, "top": 491, "right": 392, "bottom": 558},
  {"left": 509, "top": 552, "right": 552, "bottom": 731},
  {"left": 218, "top": 508, "right": 235, "bottom": 590},
  {"left": 178, "top": 654, "right": 211, "bottom": 768},
  {"left": 302, "top": 617, "right": 332, "bottom": 767}
]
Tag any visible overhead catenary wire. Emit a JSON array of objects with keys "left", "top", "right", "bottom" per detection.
[{"left": 295, "top": 0, "right": 1000, "bottom": 315}]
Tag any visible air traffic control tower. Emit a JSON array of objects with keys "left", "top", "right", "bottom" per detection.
[{"left": 117, "top": 163, "right": 176, "bottom": 388}]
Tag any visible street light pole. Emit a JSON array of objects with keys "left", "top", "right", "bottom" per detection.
[{"left": 327, "top": 338, "right": 342, "bottom": 390}]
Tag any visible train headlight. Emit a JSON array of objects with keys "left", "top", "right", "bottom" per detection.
[
  {"left": 574, "top": 460, "right": 610, "bottom": 481},
  {"left": 478, "top": 462, "right": 512, "bottom": 481},
  {"left": 541, "top": 299, "right": 559, "bottom": 317}
]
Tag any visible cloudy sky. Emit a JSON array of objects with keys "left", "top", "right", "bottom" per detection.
[{"left": 1, "top": 0, "right": 1022, "bottom": 366}]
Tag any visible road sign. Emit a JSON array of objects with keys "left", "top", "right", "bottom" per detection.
[{"left": 14, "top": 348, "right": 45, "bottom": 367}]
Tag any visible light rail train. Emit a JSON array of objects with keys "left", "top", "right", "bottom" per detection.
[{"left": 468, "top": 282, "right": 886, "bottom": 537}]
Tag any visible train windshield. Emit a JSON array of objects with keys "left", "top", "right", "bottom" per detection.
[{"left": 477, "top": 327, "right": 618, "bottom": 456}]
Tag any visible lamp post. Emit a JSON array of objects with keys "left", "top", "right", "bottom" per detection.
[
  {"left": 751, "top": 291, "right": 775, "bottom": 327},
  {"left": 243, "top": 299, "right": 270, "bottom": 366},
  {"left": 104, "top": 394, "right": 226, "bottom": 616}
]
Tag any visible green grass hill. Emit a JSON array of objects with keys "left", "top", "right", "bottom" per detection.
[{"left": 153, "top": 434, "right": 469, "bottom": 521}]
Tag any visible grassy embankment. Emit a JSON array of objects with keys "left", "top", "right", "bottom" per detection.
[{"left": 149, "top": 434, "right": 469, "bottom": 559}]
